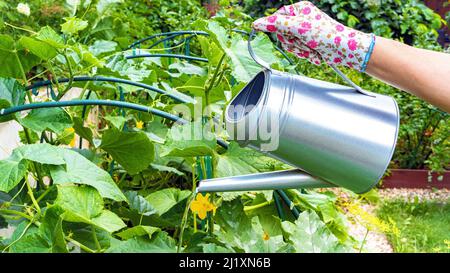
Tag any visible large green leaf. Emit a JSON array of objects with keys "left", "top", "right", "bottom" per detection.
[
  {"left": 18, "top": 36, "right": 57, "bottom": 60},
  {"left": 19, "top": 107, "right": 73, "bottom": 135},
  {"left": 72, "top": 117, "right": 93, "bottom": 145},
  {"left": 225, "top": 34, "right": 279, "bottom": 82},
  {"left": 203, "top": 21, "right": 280, "bottom": 82},
  {"left": 106, "top": 231, "right": 176, "bottom": 253},
  {"left": 0, "top": 144, "right": 65, "bottom": 192},
  {"left": 62, "top": 222, "right": 112, "bottom": 250},
  {"left": 9, "top": 206, "right": 68, "bottom": 253},
  {"left": 216, "top": 142, "right": 291, "bottom": 177},
  {"left": 89, "top": 40, "right": 118, "bottom": 56},
  {"left": 16, "top": 143, "right": 66, "bottom": 165},
  {"left": 0, "top": 151, "right": 28, "bottom": 193},
  {"left": 35, "top": 26, "right": 65, "bottom": 49},
  {"left": 281, "top": 210, "right": 348, "bottom": 253},
  {"left": 286, "top": 189, "right": 349, "bottom": 242},
  {"left": 145, "top": 188, "right": 191, "bottom": 216},
  {"left": 160, "top": 122, "right": 216, "bottom": 157},
  {"left": 0, "top": 35, "right": 41, "bottom": 79},
  {"left": 214, "top": 199, "right": 289, "bottom": 253},
  {"left": 116, "top": 225, "right": 160, "bottom": 240},
  {"left": 100, "top": 128, "right": 154, "bottom": 174},
  {"left": 125, "top": 191, "right": 157, "bottom": 216},
  {"left": 0, "top": 78, "right": 26, "bottom": 122},
  {"left": 61, "top": 17, "right": 89, "bottom": 35},
  {"left": 49, "top": 148, "right": 127, "bottom": 202},
  {"left": 38, "top": 206, "right": 68, "bottom": 253},
  {"left": 56, "top": 185, "right": 126, "bottom": 233},
  {"left": 103, "top": 115, "right": 128, "bottom": 130}
]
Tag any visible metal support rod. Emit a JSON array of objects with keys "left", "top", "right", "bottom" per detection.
[
  {"left": 0, "top": 99, "right": 229, "bottom": 150},
  {"left": 126, "top": 54, "right": 208, "bottom": 63},
  {"left": 26, "top": 76, "right": 194, "bottom": 103},
  {"left": 276, "top": 189, "right": 301, "bottom": 218},
  {"left": 128, "top": 31, "right": 209, "bottom": 49}
]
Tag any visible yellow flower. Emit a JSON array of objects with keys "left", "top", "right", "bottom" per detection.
[
  {"left": 190, "top": 193, "right": 216, "bottom": 220},
  {"left": 262, "top": 231, "right": 270, "bottom": 241},
  {"left": 136, "top": 120, "right": 144, "bottom": 129},
  {"left": 67, "top": 128, "right": 76, "bottom": 148}
]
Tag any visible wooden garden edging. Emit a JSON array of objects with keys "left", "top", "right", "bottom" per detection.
[{"left": 381, "top": 169, "right": 450, "bottom": 189}]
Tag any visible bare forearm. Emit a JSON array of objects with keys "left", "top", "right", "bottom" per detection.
[{"left": 366, "top": 37, "right": 450, "bottom": 112}]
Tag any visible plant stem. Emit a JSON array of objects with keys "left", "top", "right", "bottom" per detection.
[
  {"left": 243, "top": 200, "right": 273, "bottom": 211},
  {"left": 177, "top": 163, "right": 198, "bottom": 253},
  {"left": 0, "top": 209, "right": 34, "bottom": 221},
  {"left": 23, "top": 128, "right": 43, "bottom": 187},
  {"left": 25, "top": 175, "right": 41, "bottom": 215},
  {"left": 35, "top": 186, "right": 53, "bottom": 203},
  {"left": 91, "top": 226, "right": 101, "bottom": 251},
  {"left": 57, "top": 52, "right": 74, "bottom": 100},
  {"left": 359, "top": 229, "right": 370, "bottom": 253},
  {"left": 65, "top": 236, "right": 96, "bottom": 253}
]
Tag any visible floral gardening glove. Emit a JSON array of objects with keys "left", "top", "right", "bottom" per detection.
[{"left": 252, "top": 1, "right": 376, "bottom": 72}]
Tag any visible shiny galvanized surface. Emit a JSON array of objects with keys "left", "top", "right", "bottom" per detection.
[
  {"left": 196, "top": 169, "right": 333, "bottom": 193},
  {"left": 223, "top": 69, "right": 399, "bottom": 194},
  {"left": 198, "top": 31, "right": 400, "bottom": 194}
]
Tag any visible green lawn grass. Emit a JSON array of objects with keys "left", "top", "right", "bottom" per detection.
[{"left": 377, "top": 199, "right": 450, "bottom": 253}]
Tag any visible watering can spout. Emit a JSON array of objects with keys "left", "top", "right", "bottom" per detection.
[{"left": 196, "top": 169, "right": 333, "bottom": 193}]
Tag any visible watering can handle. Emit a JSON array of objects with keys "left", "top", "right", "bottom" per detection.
[{"left": 248, "top": 29, "right": 375, "bottom": 97}]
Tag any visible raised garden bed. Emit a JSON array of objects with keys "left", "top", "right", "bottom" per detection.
[{"left": 381, "top": 169, "right": 450, "bottom": 189}]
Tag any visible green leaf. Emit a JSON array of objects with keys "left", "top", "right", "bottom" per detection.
[
  {"left": 168, "top": 62, "right": 206, "bottom": 77},
  {"left": 89, "top": 40, "right": 118, "bottom": 56},
  {"left": 10, "top": 232, "right": 53, "bottom": 253},
  {"left": 18, "top": 37, "right": 57, "bottom": 60},
  {"left": 145, "top": 188, "right": 191, "bottom": 215},
  {"left": 56, "top": 185, "right": 126, "bottom": 233},
  {"left": 97, "top": 0, "right": 123, "bottom": 14},
  {"left": 116, "top": 225, "right": 160, "bottom": 240},
  {"left": 62, "top": 222, "right": 112, "bottom": 250},
  {"left": 0, "top": 152, "right": 27, "bottom": 193},
  {"left": 72, "top": 117, "right": 93, "bottom": 145},
  {"left": 225, "top": 34, "right": 279, "bottom": 82},
  {"left": 150, "top": 163, "right": 184, "bottom": 176},
  {"left": 125, "top": 191, "right": 157, "bottom": 216},
  {"left": 91, "top": 210, "right": 127, "bottom": 233},
  {"left": 198, "top": 35, "right": 223, "bottom": 66},
  {"left": 19, "top": 108, "right": 73, "bottom": 135},
  {"left": 281, "top": 210, "right": 347, "bottom": 253},
  {"left": 35, "top": 26, "right": 65, "bottom": 49},
  {"left": 49, "top": 148, "right": 127, "bottom": 202},
  {"left": 214, "top": 199, "right": 289, "bottom": 252},
  {"left": 0, "top": 35, "right": 41, "bottom": 79},
  {"left": 61, "top": 17, "right": 88, "bottom": 35},
  {"left": 9, "top": 206, "right": 68, "bottom": 253},
  {"left": 100, "top": 128, "right": 154, "bottom": 174},
  {"left": 16, "top": 143, "right": 66, "bottom": 165},
  {"left": 161, "top": 122, "right": 216, "bottom": 157},
  {"left": 56, "top": 185, "right": 104, "bottom": 220},
  {"left": 103, "top": 115, "right": 128, "bottom": 130},
  {"left": 0, "top": 77, "right": 26, "bottom": 122},
  {"left": 216, "top": 142, "right": 290, "bottom": 177},
  {"left": 39, "top": 206, "right": 68, "bottom": 253},
  {"left": 106, "top": 231, "right": 176, "bottom": 253},
  {"left": 202, "top": 21, "right": 280, "bottom": 82},
  {"left": 0, "top": 144, "right": 65, "bottom": 192}
]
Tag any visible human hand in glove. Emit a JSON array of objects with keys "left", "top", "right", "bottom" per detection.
[{"left": 252, "top": 1, "right": 376, "bottom": 72}]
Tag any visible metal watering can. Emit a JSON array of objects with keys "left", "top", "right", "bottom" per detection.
[{"left": 197, "top": 31, "right": 400, "bottom": 194}]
